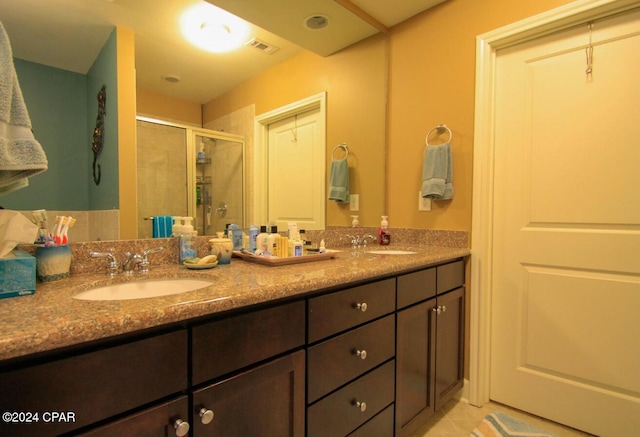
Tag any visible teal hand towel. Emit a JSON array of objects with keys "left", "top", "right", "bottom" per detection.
[
  {"left": 0, "top": 22, "right": 48, "bottom": 196},
  {"left": 421, "top": 142, "right": 454, "bottom": 200},
  {"left": 328, "top": 158, "right": 350, "bottom": 203}
]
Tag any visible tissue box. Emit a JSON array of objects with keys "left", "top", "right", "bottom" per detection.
[{"left": 0, "top": 249, "right": 36, "bottom": 299}]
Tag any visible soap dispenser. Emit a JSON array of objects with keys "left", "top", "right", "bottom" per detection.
[
  {"left": 179, "top": 217, "right": 197, "bottom": 263},
  {"left": 378, "top": 215, "right": 391, "bottom": 245}
]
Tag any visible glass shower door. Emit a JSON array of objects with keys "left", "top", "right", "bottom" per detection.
[{"left": 191, "top": 131, "right": 245, "bottom": 236}]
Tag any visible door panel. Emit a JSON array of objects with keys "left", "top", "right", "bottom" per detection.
[
  {"left": 491, "top": 9, "right": 640, "bottom": 437},
  {"left": 268, "top": 108, "right": 324, "bottom": 230}
]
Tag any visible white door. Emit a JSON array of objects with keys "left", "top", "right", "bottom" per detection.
[
  {"left": 491, "top": 9, "right": 640, "bottom": 437},
  {"left": 267, "top": 108, "right": 325, "bottom": 231}
]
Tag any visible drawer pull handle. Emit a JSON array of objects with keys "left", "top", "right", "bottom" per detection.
[
  {"left": 354, "top": 400, "right": 367, "bottom": 412},
  {"left": 355, "top": 302, "right": 368, "bottom": 312},
  {"left": 441, "top": 305, "right": 447, "bottom": 313},
  {"left": 199, "top": 407, "right": 215, "bottom": 425},
  {"left": 356, "top": 349, "right": 368, "bottom": 360},
  {"left": 173, "top": 418, "right": 190, "bottom": 437},
  {"left": 433, "top": 306, "right": 446, "bottom": 315}
]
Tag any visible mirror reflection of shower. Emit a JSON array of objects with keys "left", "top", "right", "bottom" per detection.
[{"left": 136, "top": 118, "right": 245, "bottom": 239}]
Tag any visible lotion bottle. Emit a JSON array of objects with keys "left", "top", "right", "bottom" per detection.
[
  {"left": 267, "top": 225, "right": 279, "bottom": 255},
  {"left": 179, "top": 217, "right": 197, "bottom": 263},
  {"left": 256, "top": 226, "right": 269, "bottom": 253},
  {"left": 378, "top": 215, "right": 391, "bottom": 245}
]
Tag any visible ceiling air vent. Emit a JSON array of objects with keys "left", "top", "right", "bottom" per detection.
[{"left": 246, "top": 38, "right": 279, "bottom": 54}]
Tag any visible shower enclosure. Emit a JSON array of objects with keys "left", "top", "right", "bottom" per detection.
[{"left": 136, "top": 118, "right": 245, "bottom": 238}]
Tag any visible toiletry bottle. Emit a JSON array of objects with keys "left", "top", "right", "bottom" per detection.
[
  {"left": 351, "top": 215, "right": 360, "bottom": 228},
  {"left": 267, "top": 225, "right": 279, "bottom": 255},
  {"left": 257, "top": 226, "right": 269, "bottom": 253},
  {"left": 248, "top": 224, "right": 259, "bottom": 253},
  {"left": 229, "top": 224, "right": 243, "bottom": 250},
  {"left": 319, "top": 239, "right": 326, "bottom": 254},
  {"left": 300, "top": 229, "right": 308, "bottom": 255},
  {"left": 197, "top": 142, "right": 206, "bottom": 162},
  {"left": 378, "top": 215, "right": 391, "bottom": 245}
]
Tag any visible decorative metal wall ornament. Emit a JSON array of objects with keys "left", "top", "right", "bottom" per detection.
[{"left": 92, "top": 85, "right": 107, "bottom": 185}]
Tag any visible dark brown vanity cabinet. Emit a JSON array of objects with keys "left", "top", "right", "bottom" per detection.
[
  {"left": 0, "top": 330, "right": 188, "bottom": 437},
  {"left": 395, "top": 260, "right": 465, "bottom": 437},
  {"left": 307, "top": 278, "right": 397, "bottom": 437}
]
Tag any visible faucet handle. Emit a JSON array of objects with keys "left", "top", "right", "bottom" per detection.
[
  {"left": 89, "top": 251, "right": 119, "bottom": 277},
  {"left": 139, "top": 247, "right": 164, "bottom": 273}
]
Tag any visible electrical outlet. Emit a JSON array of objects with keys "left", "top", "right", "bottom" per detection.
[
  {"left": 418, "top": 191, "right": 431, "bottom": 211},
  {"left": 350, "top": 194, "right": 359, "bottom": 211}
]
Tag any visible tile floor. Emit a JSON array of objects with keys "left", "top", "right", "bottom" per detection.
[{"left": 410, "top": 398, "right": 596, "bottom": 437}]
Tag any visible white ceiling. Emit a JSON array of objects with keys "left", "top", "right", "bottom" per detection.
[{"left": 0, "top": 0, "right": 446, "bottom": 104}]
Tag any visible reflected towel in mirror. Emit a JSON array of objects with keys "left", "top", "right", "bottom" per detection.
[
  {"left": 328, "top": 158, "right": 350, "bottom": 203},
  {"left": 0, "top": 22, "right": 48, "bottom": 196}
]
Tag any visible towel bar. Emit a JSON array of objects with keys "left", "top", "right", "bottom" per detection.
[
  {"left": 426, "top": 124, "right": 452, "bottom": 147},
  {"left": 332, "top": 143, "right": 349, "bottom": 160}
]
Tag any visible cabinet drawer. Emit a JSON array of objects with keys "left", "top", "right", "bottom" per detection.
[
  {"left": 437, "top": 260, "right": 464, "bottom": 294},
  {"left": 308, "top": 314, "right": 395, "bottom": 403},
  {"left": 0, "top": 330, "right": 187, "bottom": 437},
  {"left": 192, "top": 300, "right": 305, "bottom": 384},
  {"left": 307, "top": 360, "right": 395, "bottom": 437},
  {"left": 397, "top": 268, "right": 436, "bottom": 309},
  {"left": 308, "top": 278, "right": 395, "bottom": 343},
  {"left": 348, "top": 404, "right": 394, "bottom": 437},
  {"left": 79, "top": 396, "right": 188, "bottom": 437}
]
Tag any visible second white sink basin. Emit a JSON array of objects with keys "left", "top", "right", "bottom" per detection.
[
  {"left": 366, "top": 250, "right": 418, "bottom": 255},
  {"left": 73, "top": 278, "right": 214, "bottom": 301}
]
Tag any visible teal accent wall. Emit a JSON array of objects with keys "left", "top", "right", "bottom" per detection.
[
  {"left": 87, "top": 29, "right": 119, "bottom": 210},
  {"left": 1, "top": 60, "right": 88, "bottom": 210},
  {"left": 1, "top": 27, "right": 120, "bottom": 212}
]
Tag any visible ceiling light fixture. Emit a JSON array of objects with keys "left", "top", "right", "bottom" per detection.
[{"left": 181, "top": 3, "right": 250, "bottom": 53}]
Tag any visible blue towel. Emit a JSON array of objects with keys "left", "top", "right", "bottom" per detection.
[
  {"left": 421, "top": 142, "right": 453, "bottom": 200},
  {"left": 328, "top": 158, "right": 350, "bottom": 203},
  {"left": 152, "top": 216, "right": 173, "bottom": 238}
]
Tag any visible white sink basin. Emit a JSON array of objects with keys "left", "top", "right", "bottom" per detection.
[
  {"left": 73, "top": 278, "right": 214, "bottom": 301},
  {"left": 366, "top": 250, "right": 418, "bottom": 255}
]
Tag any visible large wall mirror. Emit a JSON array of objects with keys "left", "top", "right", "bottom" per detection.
[{"left": 0, "top": 0, "right": 389, "bottom": 241}]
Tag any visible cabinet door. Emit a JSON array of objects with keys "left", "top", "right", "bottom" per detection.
[
  {"left": 435, "top": 286, "right": 465, "bottom": 409},
  {"left": 79, "top": 396, "right": 189, "bottom": 437},
  {"left": 192, "top": 350, "right": 305, "bottom": 437},
  {"left": 395, "top": 299, "right": 437, "bottom": 437}
]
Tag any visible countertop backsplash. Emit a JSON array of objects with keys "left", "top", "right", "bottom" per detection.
[{"left": 17, "top": 227, "right": 468, "bottom": 276}]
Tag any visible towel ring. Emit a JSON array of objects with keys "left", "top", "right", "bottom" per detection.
[
  {"left": 332, "top": 143, "right": 349, "bottom": 160},
  {"left": 425, "top": 124, "right": 452, "bottom": 147}
]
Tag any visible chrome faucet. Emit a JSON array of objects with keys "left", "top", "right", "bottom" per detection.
[
  {"left": 123, "top": 247, "right": 164, "bottom": 275},
  {"left": 123, "top": 252, "right": 144, "bottom": 274},
  {"left": 346, "top": 234, "right": 377, "bottom": 250}
]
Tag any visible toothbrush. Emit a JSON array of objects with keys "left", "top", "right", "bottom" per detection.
[
  {"left": 61, "top": 217, "right": 76, "bottom": 245},
  {"left": 53, "top": 216, "right": 65, "bottom": 245}
]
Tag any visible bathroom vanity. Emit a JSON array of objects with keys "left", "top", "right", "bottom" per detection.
[{"left": 0, "top": 244, "right": 468, "bottom": 437}]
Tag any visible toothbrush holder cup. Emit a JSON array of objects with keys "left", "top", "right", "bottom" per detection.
[{"left": 35, "top": 245, "right": 72, "bottom": 282}]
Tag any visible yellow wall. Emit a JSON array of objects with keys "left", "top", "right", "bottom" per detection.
[
  {"left": 203, "top": 34, "right": 388, "bottom": 228},
  {"left": 136, "top": 87, "right": 202, "bottom": 126},
  {"left": 116, "top": 26, "right": 138, "bottom": 240},
  {"left": 387, "top": 0, "right": 574, "bottom": 232}
]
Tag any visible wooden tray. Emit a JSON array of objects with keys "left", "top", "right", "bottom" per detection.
[{"left": 233, "top": 250, "right": 336, "bottom": 266}]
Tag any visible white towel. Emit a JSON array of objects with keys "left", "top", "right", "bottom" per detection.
[
  {"left": 421, "top": 142, "right": 453, "bottom": 200},
  {"left": 0, "top": 22, "right": 48, "bottom": 196}
]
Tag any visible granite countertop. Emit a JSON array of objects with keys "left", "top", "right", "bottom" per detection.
[{"left": 0, "top": 244, "right": 469, "bottom": 362}]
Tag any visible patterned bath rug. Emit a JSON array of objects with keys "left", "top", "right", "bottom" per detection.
[{"left": 470, "top": 411, "right": 558, "bottom": 437}]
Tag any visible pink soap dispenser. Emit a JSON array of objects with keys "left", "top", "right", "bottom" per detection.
[{"left": 378, "top": 215, "right": 391, "bottom": 245}]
